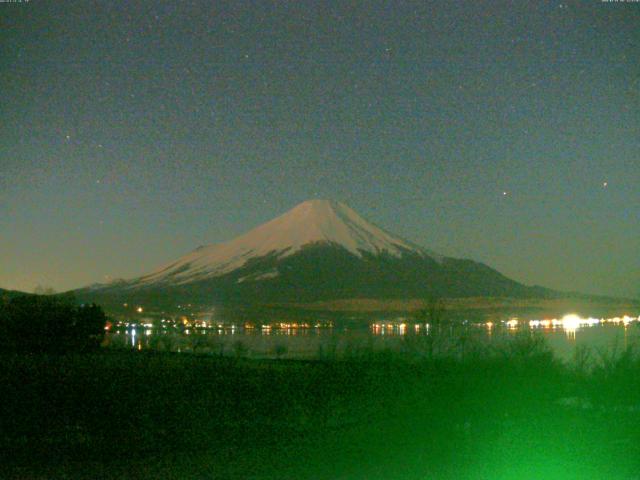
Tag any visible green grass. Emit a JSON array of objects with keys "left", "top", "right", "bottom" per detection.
[{"left": 1, "top": 338, "right": 640, "bottom": 479}]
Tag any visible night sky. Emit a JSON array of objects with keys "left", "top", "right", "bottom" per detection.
[{"left": 1, "top": 1, "right": 638, "bottom": 298}]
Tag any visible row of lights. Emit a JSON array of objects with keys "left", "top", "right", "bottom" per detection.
[
  {"left": 370, "top": 314, "right": 639, "bottom": 334},
  {"left": 518, "top": 314, "right": 638, "bottom": 330}
]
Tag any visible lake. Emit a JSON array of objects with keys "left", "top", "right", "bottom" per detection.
[{"left": 104, "top": 313, "right": 640, "bottom": 362}]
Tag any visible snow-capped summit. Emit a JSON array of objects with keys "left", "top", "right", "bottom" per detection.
[{"left": 138, "top": 199, "right": 437, "bottom": 286}]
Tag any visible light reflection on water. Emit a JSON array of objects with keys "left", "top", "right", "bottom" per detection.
[{"left": 104, "top": 314, "right": 640, "bottom": 362}]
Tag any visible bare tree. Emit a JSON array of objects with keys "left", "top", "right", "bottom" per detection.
[
  {"left": 412, "top": 296, "right": 451, "bottom": 359},
  {"left": 416, "top": 296, "right": 447, "bottom": 331},
  {"left": 34, "top": 285, "right": 56, "bottom": 295}
]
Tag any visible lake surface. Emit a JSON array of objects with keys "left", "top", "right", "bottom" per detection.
[{"left": 104, "top": 314, "right": 640, "bottom": 363}]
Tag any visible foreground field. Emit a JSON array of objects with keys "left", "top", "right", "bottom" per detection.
[{"left": 2, "top": 338, "right": 640, "bottom": 479}]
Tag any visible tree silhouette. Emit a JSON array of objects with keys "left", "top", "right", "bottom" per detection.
[
  {"left": 0, "top": 294, "right": 107, "bottom": 353},
  {"left": 33, "top": 285, "right": 57, "bottom": 295}
]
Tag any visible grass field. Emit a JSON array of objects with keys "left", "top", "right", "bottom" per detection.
[{"left": 2, "top": 335, "right": 640, "bottom": 479}]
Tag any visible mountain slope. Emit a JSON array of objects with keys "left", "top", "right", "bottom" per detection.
[
  {"left": 137, "top": 199, "right": 439, "bottom": 286},
  {"left": 77, "top": 199, "right": 554, "bottom": 306}
]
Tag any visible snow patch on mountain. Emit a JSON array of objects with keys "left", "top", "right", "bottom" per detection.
[
  {"left": 136, "top": 199, "right": 440, "bottom": 286},
  {"left": 237, "top": 269, "right": 280, "bottom": 284}
]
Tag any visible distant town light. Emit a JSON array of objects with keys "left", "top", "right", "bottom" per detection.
[
  {"left": 561, "top": 314, "right": 581, "bottom": 330},
  {"left": 136, "top": 307, "right": 143, "bottom": 313}
]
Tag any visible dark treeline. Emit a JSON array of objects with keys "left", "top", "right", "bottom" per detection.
[{"left": 0, "top": 294, "right": 107, "bottom": 353}]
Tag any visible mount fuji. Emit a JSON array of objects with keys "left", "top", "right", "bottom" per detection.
[{"left": 77, "top": 200, "right": 552, "bottom": 308}]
